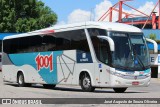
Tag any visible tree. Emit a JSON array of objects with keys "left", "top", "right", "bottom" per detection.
[
  {"left": 0, "top": 0, "right": 57, "bottom": 32},
  {"left": 149, "top": 33, "right": 156, "bottom": 40}
]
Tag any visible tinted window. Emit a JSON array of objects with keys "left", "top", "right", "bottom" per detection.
[
  {"left": 70, "top": 30, "right": 90, "bottom": 52},
  {"left": 0, "top": 40, "right": 2, "bottom": 52},
  {"left": 3, "top": 29, "right": 90, "bottom": 54},
  {"left": 3, "top": 40, "right": 10, "bottom": 53},
  {"left": 0, "top": 54, "right": 1, "bottom": 62},
  {"left": 55, "top": 31, "right": 71, "bottom": 50},
  {"left": 42, "top": 35, "right": 56, "bottom": 51},
  {"left": 18, "top": 36, "right": 31, "bottom": 53},
  {"left": 88, "top": 28, "right": 111, "bottom": 65},
  {"left": 3, "top": 39, "right": 19, "bottom": 54},
  {"left": 55, "top": 29, "right": 90, "bottom": 52},
  {"left": 3, "top": 35, "right": 56, "bottom": 54}
]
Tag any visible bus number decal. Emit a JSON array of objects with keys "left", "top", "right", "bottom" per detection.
[{"left": 35, "top": 53, "right": 53, "bottom": 72}]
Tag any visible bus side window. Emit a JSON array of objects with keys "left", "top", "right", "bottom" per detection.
[
  {"left": 3, "top": 40, "right": 10, "bottom": 54},
  {"left": 4, "top": 38, "right": 19, "bottom": 54},
  {"left": 42, "top": 35, "right": 56, "bottom": 51},
  {"left": 30, "top": 35, "right": 42, "bottom": 52},
  {"left": 0, "top": 54, "right": 1, "bottom": 62},
  {"left": 70, "top": 30, "right": 90, "bottom": 53},
  {"left": 88, "top": 28, "right": 111, "bottom": 65},
  {"left": 99, "top": 39, "right": 110, "bottom": 64},
  {"left": 54, "top": 29, "right": 90, "bottom": 53},
  {"left": 18, "top": 37, "right": 30, "bottom": 53}
]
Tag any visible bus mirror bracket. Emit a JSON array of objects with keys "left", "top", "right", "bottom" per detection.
[
  {"left": 97, "top": 36, "right": 115, "bottom": 51},
  {"left": 146, "top": 38, "right": 158, "bottom": 54}
]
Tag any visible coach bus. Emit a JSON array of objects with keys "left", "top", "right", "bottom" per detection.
[{"left": 2, "top": 21, "right": 151, "bottom": 93}]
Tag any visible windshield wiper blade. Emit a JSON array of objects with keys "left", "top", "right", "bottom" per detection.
[
  {"left": 128, "top": 35, "right": 146, "bottom": 70},
  {"left": 133, "top": 49, "right": 145, "bottom": 70}
]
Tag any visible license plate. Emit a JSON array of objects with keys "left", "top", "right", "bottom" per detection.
[{"left": 132, "top": 81, "right": 139, "bottom": 85}]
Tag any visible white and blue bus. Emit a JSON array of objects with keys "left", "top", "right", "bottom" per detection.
[{"left": 2, "top": 21, "right": 151, "bottom": 93}]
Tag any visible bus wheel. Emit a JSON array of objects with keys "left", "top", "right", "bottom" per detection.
[
  {"left": 113, "top": 88, "right": 127, "bottom": 93},
  {"left": 43, "top": 84, "right": 56, "bottom": 89},
  {"left": 18, "top": 73, "right": 26, "bottom": 87},
  {"left": 80, "top": 73, "right": 95, "bottom": 92}
]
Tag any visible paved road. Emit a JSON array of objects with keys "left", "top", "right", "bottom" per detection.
[{"left": 0, "top": 72, "right": 160, "bottom": 107}]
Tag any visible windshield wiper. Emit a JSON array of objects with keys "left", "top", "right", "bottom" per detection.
[
  {"left": 132, "top": 47, "right": 145, "bottom": 70},
  {"left": 127, "top": 35, "right": 146, "bottom": 70}
]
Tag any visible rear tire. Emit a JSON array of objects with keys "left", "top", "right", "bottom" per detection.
[
  {"left": 113, "top": 88, "right": 127, "bottom": 93},
  {"left": 80, "top": 73, "right": 95, "bottom": 92},
  {"left": 17, "top": 73, "right": 26, "bottom": 87},
  {"left": 43, "top": 84, "right": 56, "bottom": 89}
]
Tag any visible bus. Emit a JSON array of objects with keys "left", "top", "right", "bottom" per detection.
[
  {"left": 0, "top": 40, "right": 2, "bottom": 71},
  {"left": 2, "top": 21, "right": 151, "bottom": 93},
  {"left": 0, "top": 52, "right": 2, "bottom": 71}
]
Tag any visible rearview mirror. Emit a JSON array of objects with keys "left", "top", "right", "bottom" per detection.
[
  {"left": 146, "top": 38, "right": 158, "bottom": 54},
  {"left": 97, "top": 36, "right": 115, "bottom": 51}
]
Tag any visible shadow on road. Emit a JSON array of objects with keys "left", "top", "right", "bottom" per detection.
[{"left": 4, "top": 83, "right": 148, "bottom": 94}]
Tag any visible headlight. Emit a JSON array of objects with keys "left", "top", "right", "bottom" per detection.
[
  {"left": 114, "top": 72, "right": 124, "bottom": 77},
  {"left": 145, "top": 73, "right": 151, "bottom": 77}
]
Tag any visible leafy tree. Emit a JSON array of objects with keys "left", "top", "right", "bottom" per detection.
[
  {"left": 149, "top": 33, "right": 156, "bottom": 40},
  {"left": 0, "top": 0, "right": 57, "bottom": 32}
]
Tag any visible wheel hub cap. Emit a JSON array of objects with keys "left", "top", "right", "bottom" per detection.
[{"left": 83, "top": 78, "right": 90, "bottom": 88}]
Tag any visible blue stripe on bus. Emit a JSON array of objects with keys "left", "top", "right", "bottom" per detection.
[{"left": 9, "top": 51, "right": 63, "bottom": 84}]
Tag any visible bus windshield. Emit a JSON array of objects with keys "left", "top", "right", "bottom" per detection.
[{"left": 110, "top": 32, "right": 150, "bottom": 71}]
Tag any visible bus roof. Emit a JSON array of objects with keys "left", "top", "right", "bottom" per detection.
[{"left": 4, "top": 21, "right": 142, "bottom": 40}]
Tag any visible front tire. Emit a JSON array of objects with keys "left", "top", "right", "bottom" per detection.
[
  {"left": 80, "top": 73, "right": 95, "bottom": 92},
  {"left": 113, "top": 88, "right": 127, "bottom": 93}
]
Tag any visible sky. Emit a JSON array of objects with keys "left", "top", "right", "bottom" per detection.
[{"left": 41, "top": 0, "right": 158, "bottom": 24}]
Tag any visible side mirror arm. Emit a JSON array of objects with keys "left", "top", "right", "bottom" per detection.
[
  {"left": 146, "top": 38, "right": 158, "bottom": 54},
  {"left": 97, "top": 36, "right": 115, "bottom": 51}
]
